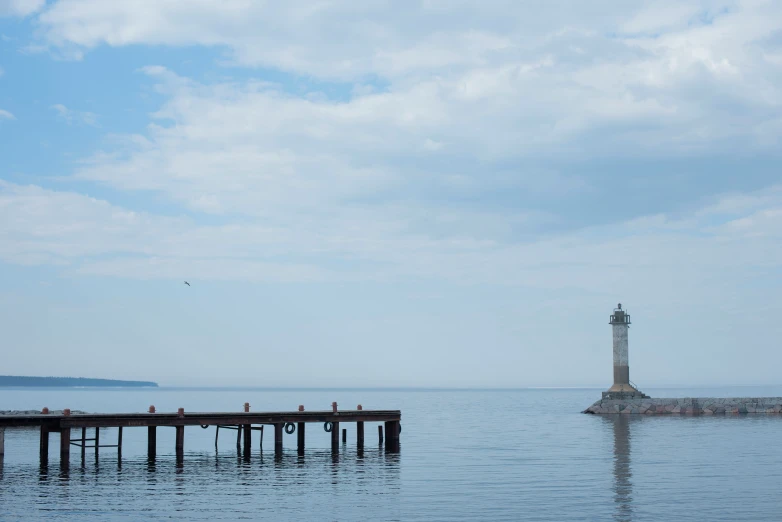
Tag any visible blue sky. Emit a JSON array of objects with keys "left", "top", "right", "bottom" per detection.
[{"left": 1, "top": 0, "right": 781, "bottom": 387}]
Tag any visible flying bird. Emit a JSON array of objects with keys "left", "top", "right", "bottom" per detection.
[{"left": 184, "top": 281, "right": 190, "bottom": 286}]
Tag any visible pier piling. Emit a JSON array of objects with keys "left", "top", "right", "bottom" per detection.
[
  {"left": 331, "top": 422, "right": 340, "bottom": 452},
  {"left": 0, "top": 428, "right": 4, "bottom": 455},
  {"left": 378, "top": 425, "right": 383, "bottom": 444},
  {"left": 148, "top": 427, "right": 156, "bottom": 456},
  {"left": 175, "top": 426, "right": 184, "bottom": 454},
  {"left": 60, "top": 428, "right": 70, "bottom": 464},
  {"left": 243, "top": 424, "right": 251, "bottom": 452},
  {"left": 385, "top": 421, "right": 400, "bottom": 451},
  {"left": 297, "top": 422, "right": 305, "bottom": 452},
  {"left": 40, "top": 427, "right": 49, "bottom": 457},
  {"left": 356, "top": 405, "right": 364, "bottom": 448},
  {"left": 342, "top": 428, "right": 347, "bottom": 444},
  {"left": 274, "top": 423, "right": 283, "bottom": 454}
]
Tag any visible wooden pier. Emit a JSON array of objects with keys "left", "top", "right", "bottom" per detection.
[{"left": 0, "top": 403, "right": 401, "bottom": 464}]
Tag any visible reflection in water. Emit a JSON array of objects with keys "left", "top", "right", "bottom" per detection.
[{"left": 604, "top": 415, "right": 637, "bottom": 522}]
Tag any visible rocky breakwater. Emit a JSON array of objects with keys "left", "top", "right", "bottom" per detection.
[{"left": 583, "top": 397, "right": 782, "bottom": 415}]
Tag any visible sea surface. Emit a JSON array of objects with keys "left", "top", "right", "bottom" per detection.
[{"left": 2, "top": 386, "right": 782, "bottom": 521}]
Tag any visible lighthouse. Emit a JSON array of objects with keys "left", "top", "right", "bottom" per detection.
[{"left": 603, "top": 303, "right": 648, "bottom": 399}]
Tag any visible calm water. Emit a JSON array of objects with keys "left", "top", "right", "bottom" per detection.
[{"left": 2, "top": 386, "right": 782, "bottom": 521}]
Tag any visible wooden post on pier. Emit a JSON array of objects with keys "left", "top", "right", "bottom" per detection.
[
  {"left": 356, "top": 405, "right": 364, "bottom": 448},
  {"left": 0, "top": 428, "right": 4, "bottom": 455},
  {"left": 147, "top": 427, "right": 156, "bottom": 456},
  {"left": 378, "top": 425, "right": 383, "bottom": 444},
  {"left": 274, "top": 423, "right": 283, "bottom": 454},
  {"left": 60, "top": 428, "right": 71, "bottom": 464},
  {"left": 243, "top": 424, "right": 251, "bottom": 452},
  {"left": 40, "top": 426, "right": 50, "bottom": 458},
  {"left": 117, "top": 427, "right": 123, "bottom": 456},
  {"left": 331, "top": 422, "right": 340, "bottom": 452},
  {"left": 385, "top": 420, "right": 399, "bottom": 451},
  {"left": 297, "top": 423, "right": 305, "bottom": 452},
  {"left": 147, "top": 406, "right": 156, "bottom": 458},
  {"left": 342, "top": 428, "right": 347, "bottom": 444},
  {"left": 175, "top": 426, "right": 184, "bottom": 454},
  {"left": 94, "top": 427, "right": 100, "bottom": 455},
  {"left": 80, "top": 427, "right": 86, "bottom": 459}
]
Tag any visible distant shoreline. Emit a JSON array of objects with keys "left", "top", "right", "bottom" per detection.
[{"left": 0, "top": 376, "right": 158, "bottom": 388}]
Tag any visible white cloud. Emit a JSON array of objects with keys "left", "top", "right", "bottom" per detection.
[
  {"left": 0, "top": 0, "right": 44, "bottom": 17},
  {"left": 0, "top": 108, "right": 15, "bottom": 120},
  {"left": 50, "top": 103, "right": 99, "bottom": 126},
  {"left": 1, "top": 179, "right": 780, "bottom": 290},
  {"left": 24, "top": 0, "right": 781, "bottom": 161}
]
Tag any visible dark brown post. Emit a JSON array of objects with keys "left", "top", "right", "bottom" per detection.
[
  {"left": 94, "top": 427, "right": 100, "bottom": 454},
  {"left": 147, "top": 427, "right": 156, "bottom": 456},
  {"left": 147, "top": 406, "right": 156, "bottom": 458},
  {"left": 357, "top": 422, "right": 364, "bottom": 447},
  {"left": 40, "top": 408, "right": 50, "bottom": 461},
  {"left": 117, "top": 427, "right": 123, "bottom": 454},
  {"left": 331, "top": 422, "right": 340, "bottom": 452},
  {"left": 378, "top": 425, "right": 383, "bottom": 444},
  {"left": 342, "top": 428, "right": 347, "bottom": 443},
  {"left": 274, "top": 423, "right": 283, "bottom": 454},
  {"left": 385, "top": 421, "right": 400, "bottom": 452},
  {"left": 243, "top": 424, "right": 252, "bottom": 453},
  {"left": 236, "top": 425, "right": 242, "bottom": 449},
  {"left": 297, "top": 422, "right": 305, "bottom": 452},
  {"left": 175, "top": 426, "right": 184, "bottom": 454},
  {"left": 60, "top": 428, "right": 71, "bottom": 464},
  {"left": 40, "top": 426, "right": 50, "bottom": 458}
]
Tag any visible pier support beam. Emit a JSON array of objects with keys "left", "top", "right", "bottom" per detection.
[
  {"left": 175, "top": 426, "right": 184, "bottom": 454},
  {"left": 357, "top": 422, "right": 364, "bottom": 448},
  {"left": 331, "top": 422, "right": 340, "bottom": 453},
  {"left": 147, "top": 427, "right": 156, "bottom": 457},
  {"left": 40, "top": 426, "right": 50, "bottom": 458},
  {"left": 274, "top": 423, "right": 283, "bottom": 454},
  {"left": 60, "top": 428, "right": 71, "bottom": 464},
  {"left": 385, "top": 421, "right": 400, "bottom": 452},
  {"left": 243, "top": 424, "right": 251, "bottom": 453},
  {"left": 378, "top": 425, "right": 383, "bottom": 444},
  {"left": 0, "top": 428, "right": 4, "bottom": 455},
  {"left": 297, "top": 422, "right": 305, "bottom": 452}
]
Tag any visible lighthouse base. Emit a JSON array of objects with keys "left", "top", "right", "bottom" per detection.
[
  {"left": 603, "top": 381, "right": 649, "bottom": 400},
  {"left": 602, "top": 390, "right": 650, "bottom": 400}
]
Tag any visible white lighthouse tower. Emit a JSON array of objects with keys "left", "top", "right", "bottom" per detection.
[{"left": 603, "top": 303, "right": 648, "bottom": 399}]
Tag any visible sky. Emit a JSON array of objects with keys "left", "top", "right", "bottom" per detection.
[{"left": 0, "top": 0, "right": 781, "bottom": 388}]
